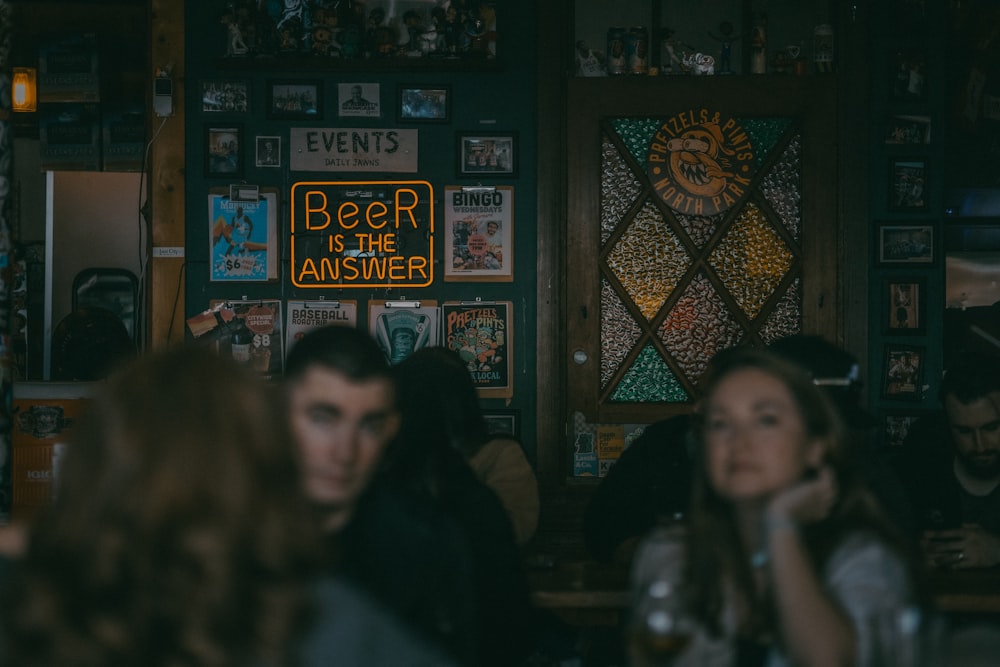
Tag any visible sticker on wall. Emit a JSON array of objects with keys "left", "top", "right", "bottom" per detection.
[
  {"left": 368, "top": 300, "right": 440, "bottom": 365},
  {"left": 646, "top": 109, "right": 754, "bottom": 215}
]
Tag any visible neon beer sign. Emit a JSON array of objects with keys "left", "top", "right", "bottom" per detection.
[{"left": 290, "top": 180, "right": 434, "bottom": 288}]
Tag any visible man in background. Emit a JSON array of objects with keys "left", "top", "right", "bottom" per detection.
[
  {"left": 896, "top": 354, "right": 1000, "bottom": 569},
  {"left": 284, "top": 325, "right": 478, "bottom": 664}
]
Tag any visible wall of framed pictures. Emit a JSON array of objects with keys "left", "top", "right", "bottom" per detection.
[{"left": 181, "top": 0, "right": 541, "bottom": 463}]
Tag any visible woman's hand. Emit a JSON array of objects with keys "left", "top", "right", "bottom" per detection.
[{"left": 766, "top": 466, "right": 838, "bottom": 528}]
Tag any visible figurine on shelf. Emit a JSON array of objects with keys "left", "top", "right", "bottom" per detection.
[
  {"left": 683, "top": 52, "right": 715, "bottom": 76},
  {"left": 659, "top": 27, "right": 694, "bottom": 75},
  {"left": 221, "top": 4, "right": 249, "bottom": 56},
  {"left": 401, "top": 10, "right": 423, "bottom": 56},
  {"left": 575, "top": 40, "right": 606, "bottom": 77},
  {"left": 707, "top": 21, "right": 739, "bottom": 74}
]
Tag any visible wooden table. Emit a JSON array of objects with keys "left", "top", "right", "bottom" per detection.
[{"left": 528, "top": 560, "right": 1000, "bottom": 624}]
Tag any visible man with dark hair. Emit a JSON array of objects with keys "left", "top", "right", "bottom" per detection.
[
  {"left": 284, "top": 325, "right": 478, "bottom": 664},
  {"left": 896, "top": 354, "right": 1000, "bottom": 569}
]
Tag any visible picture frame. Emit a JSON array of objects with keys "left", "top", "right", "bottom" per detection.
[
  {"left": 443, "top": 185, "right": 514, "bottom": 282},
  {"left": 397, "top": 83, "right": 450, "bottom": 123},
  {"left": 201, "top": 79, "right": 249, "bottom": 112},
  {"left": 885, "top": 114, "right": 930, "bottom": 145},
  {"left": 456, "top": 132, "right": 518, "bottom": 177},
  {"left": 876, "top": 222, "right": 934, "bottom": 266},
  {"left": 205, "top": 125, "right": 243, "bottom": 177},
  {"left": 882, "top": 344, "right": 925, "bottom": 401},
  {"left": 337, "top": 82, "right": 380, "bottom": 118},
  {"left": 888, "top": 158, "right": 928, "bottom": 211},
  {"left": 884, "top": 276, "right": 926, "bottom": 334},
  {"left": 267, "top": 80, "right": 323, "bottom": 120},
  {"left": 890, "top": 48, "right": 927, "bottom": 101},
  {"left": 881, "top": 409, "right": 929, "bottom": 449},
  {"left": 483, "top": 409, "right": 520, "bottom": 439},
  {"left": 255, "top": 135, "right": 281, "bottom": 168}
]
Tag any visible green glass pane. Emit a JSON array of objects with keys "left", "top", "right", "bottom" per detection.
[
  {"left": 610, "top": 344, "right": 689, "bottom": 402},
  {"left": 601, "top": 137, "right": 643, "bottom": 245},
  {"left": 601, "top": 278, "right": 644, "bottom": 389},
  {"left": 709, "top": 201, "right": 794, "bottom": 319},
  {"left": 606, "top": 199, "right": 690, "bottom": 320},
  {"left": 739, "top": 117, "right": 792, "bottom": 167},
  {"left": 611, "top": 117, "right": 661, "bottom": 169},
  {"left": 658, "top": 272, "right": 744, "bottom": 382}
]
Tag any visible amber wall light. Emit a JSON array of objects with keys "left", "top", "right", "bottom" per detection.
[{"left": 12, "top": 67, "right": 37, "bottom": 113}]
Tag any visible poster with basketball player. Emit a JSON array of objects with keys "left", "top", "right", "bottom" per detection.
[
  {"left": 368, "top": 301, "right": 439, "bottom": 365},
  {"left": 443, "top": 185, "right": 513, "bottom": 282},
  {"left": 208, "top": 187, "right": 279, "bottom": 281},
  {"left": 442, "top": 300, "right": 513, "bottom": 398}
]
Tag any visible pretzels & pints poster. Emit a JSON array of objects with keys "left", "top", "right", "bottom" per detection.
[{"left": 442, "top": 301, "right": 513, "bottom": 398}]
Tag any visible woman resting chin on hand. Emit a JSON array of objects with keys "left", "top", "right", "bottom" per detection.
[{"left": 665, "top": 347, "right": 923, "bottom": 667}]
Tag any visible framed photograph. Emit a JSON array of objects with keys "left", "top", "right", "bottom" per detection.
[
  {"left": 267, "top": 80, "right": 323, "bottom": 120},
  {"left": 338, "top": 82, "right": 380, "bottom": 118},
  {"left": 397, "top": 84, "right": 450, "bottom": 122},
  {"left": 443, "top": 185, "right": 514, "bottom": 282},
  {"left": 201, "top": 79, "right": 249, "bottom": 112},
  {"left": 890, "top": 49, "right": 927, "bottom": 101},
  {"left": 205, "top": 125, "right": 243, "bottom": 177},
  {"left": 882, "top": 344, "right": 925, "bottom": 401},
  {"left": 442, "top": 300, "right": 514, "bottom": 398},
  {"left": 255, "top": 135, "right": 281, "bottom": 168},
  {"left": 888, "top": 158, "right": 928, "bottom": 211},
  {"left": 876, "top": 223, "right": 934, "bottom": 266},
  {"left": 885, "top": 115, "right": 930, "bottom": 145},
  {"left": 483, "top": 409, "right": 520, "bottom": 439},
  {"left": 456, "top": 132, "right": 518, "bottom": 177},
  {"left": 881, "top": 409, "right": 929, "bottom": 449},
  {"left": 884, "top": 276, "right": 926, "bottom": 334}
]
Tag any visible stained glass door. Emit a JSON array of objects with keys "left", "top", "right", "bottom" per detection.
[{"left": 565, "top": 77, "right": 840, "bottom": 434}]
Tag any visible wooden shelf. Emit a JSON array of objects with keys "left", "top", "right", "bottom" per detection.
[{"left": 213, "top": 54, "right": 505, "bottom": 73}]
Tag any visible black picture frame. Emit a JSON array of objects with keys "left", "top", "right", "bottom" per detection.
[
  {"left": 884, "top": 275, "right": 926, "bottom": 334},
  {"left": 884, "top": 114, "right": 930, "bottom": 145},
  {"left": 890, "top": 48, "right": 927, "bottom": 102},
  {"left": 875, "top": 222, "right": 934, "bottom": 266},
  {"left": 882, "top": 344, "right": 925, "bottom": 401},
  {"left": 397, "top": 83, "right": 451, "bottom": 123},
  {"left": 205, "top": 124, "right": 243, "bottom": 178},
  {"left": 201, "top": 79, "right": 249, "bottom": 113},
  {"left": 255, "top": 135, "right": 281, "bottom": 168},
  {"left": 482, "top": 409, "right": 520, "bottom": 439},
  {"left": 888, "top": 158, "right": 928, "bottom": 211},
  {"left": 456, "top": 132, "right": 518, "bottom": 177},
  {"left": 881, "top": 409, "right": 929, "bottom": 449},
  {"left": 267, "top": 80, "right": 323, "bottom": 120}
]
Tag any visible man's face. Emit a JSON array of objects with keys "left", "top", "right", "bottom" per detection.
[
  {"left": 945, "top": 392, "right": 1000, "bottom": 479},
  {"left": 288, "top": 367, "right": 399, "bottom": 516},
  {"left": 351, "top": 86, "right": 362, "bottom": 98}
]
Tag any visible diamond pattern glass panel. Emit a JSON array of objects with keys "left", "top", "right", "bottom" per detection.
[
  {"left": 709, "top": 202, "right": 794, "bottom": 320},
  {"left": 758, "top": 278, "right": 802, "bottom": 344},
  {"left": 601, "top": 137, "right": 643, "bottom": 244},
  {"left": 657, "top": 272, "right": 744, "bottom": 382},
  {"left": 610, "top": 343, "right": 689, "bottom": 402},
  {"left": 761, "top": 134, "right": 802, "bottom": 240},
  {"left": 606, "top": 199, "right": 691, "bottom": 321},
  {"left": 600, "top": 278, "right": 644, "bottom": 389}
]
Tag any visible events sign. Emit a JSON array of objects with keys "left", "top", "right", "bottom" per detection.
[{"left": 289, "top": 127, "right": 418, "bottom": 172}]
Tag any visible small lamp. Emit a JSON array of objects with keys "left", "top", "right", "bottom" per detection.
[{"left": 12, "top": 67, "right": 37, "bottom": 113}]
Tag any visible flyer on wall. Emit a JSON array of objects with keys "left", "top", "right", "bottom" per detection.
[
  {"left": 285, "top": 300, "right": 358, "bottom": 359},
  {"left": 442, "top": 300, "right": 513, "bottom": 398},
  {"left": 187, "top": 299, "right": 284, "bottom": 379},
  {"left": 368, "top": 300, "right": 439, "bottom": 365},
  {"left": 208, "top": 187, "right": 279, "bottom": 281},
  {"left": 443, "top": 185, "right": 513, "bottom": 282}
]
